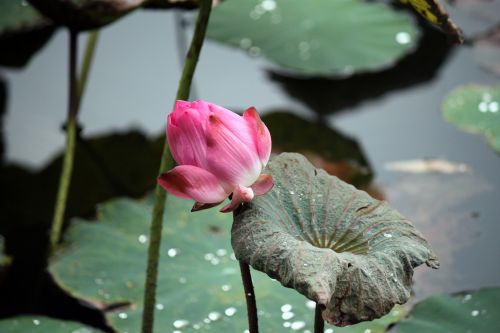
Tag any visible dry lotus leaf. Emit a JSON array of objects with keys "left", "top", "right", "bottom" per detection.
[{"left": 232, "top": 153, "right": 439, "bottom": 326}]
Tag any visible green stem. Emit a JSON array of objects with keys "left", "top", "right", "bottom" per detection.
[
  {"left": 140, "top": 1, "right": 213, "bottom": 333},
  {"left": 78, "top": 30, "right": 99, "bottom": 105},
  {"left": 314, "top": 303, "right": 324, "bottom": 333},
  {"left": 49, "top": 30, "right": 99, "bottom": 254},
  {"left": 239, "top": 261, "right": 259, "bottom": 333}
]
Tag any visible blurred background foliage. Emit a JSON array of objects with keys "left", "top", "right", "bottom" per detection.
[{"left": 0, "top": 0, "right": 499, "bottom": 332}]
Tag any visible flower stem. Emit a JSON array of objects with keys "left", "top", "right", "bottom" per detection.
[
  {"left": 239, "top": 261, "right": 259, "bottom": 333},
  {"left": 314, "top": 303, "right": 324, "bottom": 333},
  {"left": 140, "top": 1, "right": 212, "bottom": 333},
  {"left": 49, "top": 30, "right": 99, "bottom": 254},
  {"left": 78, "top": 30, "right": 99, "bottom": 106}
]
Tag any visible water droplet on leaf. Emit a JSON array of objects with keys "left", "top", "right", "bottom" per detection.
[
  {"left": 225, "top": 307, "right": 237, "bottom": 316},
  {"left": 167, "top": 248, "right": 179, "bottom": 257},
  {"left": 138, "top": 234, "right": 147, "bottom": 244},
  {"left": 290, "top": 321, "right": 306, "bottom": 330},
  {"left": 173, "top": 319, "right": 190, "bottom": 328},
  {"left": 395, "top": 32, "right": 411, "bottom": 45},
  {"left": 208, "top": 312, "right": 222, "bottom": 321}
]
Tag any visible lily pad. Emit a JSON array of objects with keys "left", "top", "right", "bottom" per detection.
[
  {"left": 442, "top": 84, "right": 500, "bottom": 153},
  {"left": 207, "top": 0, "right": 419, "bottom": 75},
  {"left": 0, "top": 1, "right": 55, "bottom": 67},
  {"left": 50, "top": 193, "right": 405, "bottom": 332},
  {"left": 232, "top": 153, "right": 439, "bottom": 326},
  {"left": 0, "top": 316, "right": 104, "bottom": 333},
  {"left": 268, "top": 24, "right": 453, "bottom": 115},
  {"left": 28, "top": 0, "right": 145, "bottom": 30},
  {"left": 396, "top": 287, "right": 500, "bottom": 333}
]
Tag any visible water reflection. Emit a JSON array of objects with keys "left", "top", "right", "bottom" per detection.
[{"left": 383, "top": 173, "right": 493, "bottom": 298}]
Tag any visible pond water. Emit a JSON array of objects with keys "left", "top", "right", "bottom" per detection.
[{"left": 2, "top": 6, "right": 499, "bottom": 309}]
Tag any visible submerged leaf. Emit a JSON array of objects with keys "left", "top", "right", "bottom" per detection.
[
  {"left": 207, "top": 0, "right": 419, "bottom": 76},
  {"left": 232, "top": 153, "right": 438, "bottom": 326},
  {"left": 442, "top": 84, "right": 500, "bottom": 153}
]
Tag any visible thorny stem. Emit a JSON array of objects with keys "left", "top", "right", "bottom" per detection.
[
  {"left": 140, "top": 1, "right": 213, "bottom": 333},
  {"left": 314, "top": 303, "right": 324, "bottom": 333},
  {"left": 239, "top": 262, "right": 259, "bottom": 333},
  {"left": 49, "top": 30, "right": 99, "bottom": 254}
]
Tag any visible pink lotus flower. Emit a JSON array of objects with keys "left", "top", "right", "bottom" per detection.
[{"left": 158, "top": 100, "right": 273, "bottom": 213}]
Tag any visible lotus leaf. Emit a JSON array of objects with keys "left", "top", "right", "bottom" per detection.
[{"left": 232, "top": 153, "right": 439, "bottom": 326}]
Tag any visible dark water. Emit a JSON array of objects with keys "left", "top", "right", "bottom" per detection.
[{"left": 1, "top": 5, "right": 499, "bottom": 319}]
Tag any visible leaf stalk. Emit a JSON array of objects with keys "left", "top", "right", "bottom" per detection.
[
  {"left": 49, "top": 29, "right": 99, "bottom": 254},
  {"left": 314, "top": 303, "right": 324, "bottom": 333},
  {"left": 239, "top": 261, "right": 259, "bottom": 333}
]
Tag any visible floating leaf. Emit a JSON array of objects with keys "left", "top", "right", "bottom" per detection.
[
  {"left": 395, "top": 287, "right": 500, "bottom": 333},
  {"left": 207, "top": 0, "right": 419, "bottom": 75},
  {"left": 383, "top": 173, "right": 492, "bottom": 296},
  {"left": 232, "top": 153, "right": 438, "bottom": 326},
  {"left": 398, "top": 0, "right": 463, "bottom": 43},
  {"left": 268, "top": 24, "right": 453, "bottom": 114},
  {"left": 473, "top": 26, "right": 500, "bottom": 77},
  {"left": 28, "top": 0, "right": 145, "bottom": 30},
  {"left": 0, "top": 316, "right": 104, "bottom": 333},
  {"left": 0, "top": 1, "right": 55, "bottom": 67},
  {"left": 262, "top": 112, "right": 373, "bottom": 186},
  {"left": 442, "top": 84, "right": 500, "bottom": 153},
  {"left": 50, "top": 194, "right": 405, "bottom": 332}
]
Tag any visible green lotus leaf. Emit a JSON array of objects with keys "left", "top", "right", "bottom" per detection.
[
  {"left": 0, "top": 316, "right": 104, "bottom": 333},
  {"left": 232, "top": 153, "right": 439, "bottom": 326},
  {"left": 396, "top": 287, "right": 500, "bottom": 333},
  {"left": 50, "top": 193, "right": 404, "bottom": 332},
  {"left": 207, "top": 0, "right": 419, "bottom": 75},
  {"left": 442, "top": 84, "right": 500, "bottom": 153},
  {"left": 28, "top": 0, "right": 145, "bottom": 31},
  {"left": 0, "top": 1, "right": 55, "bottom": 68}
]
